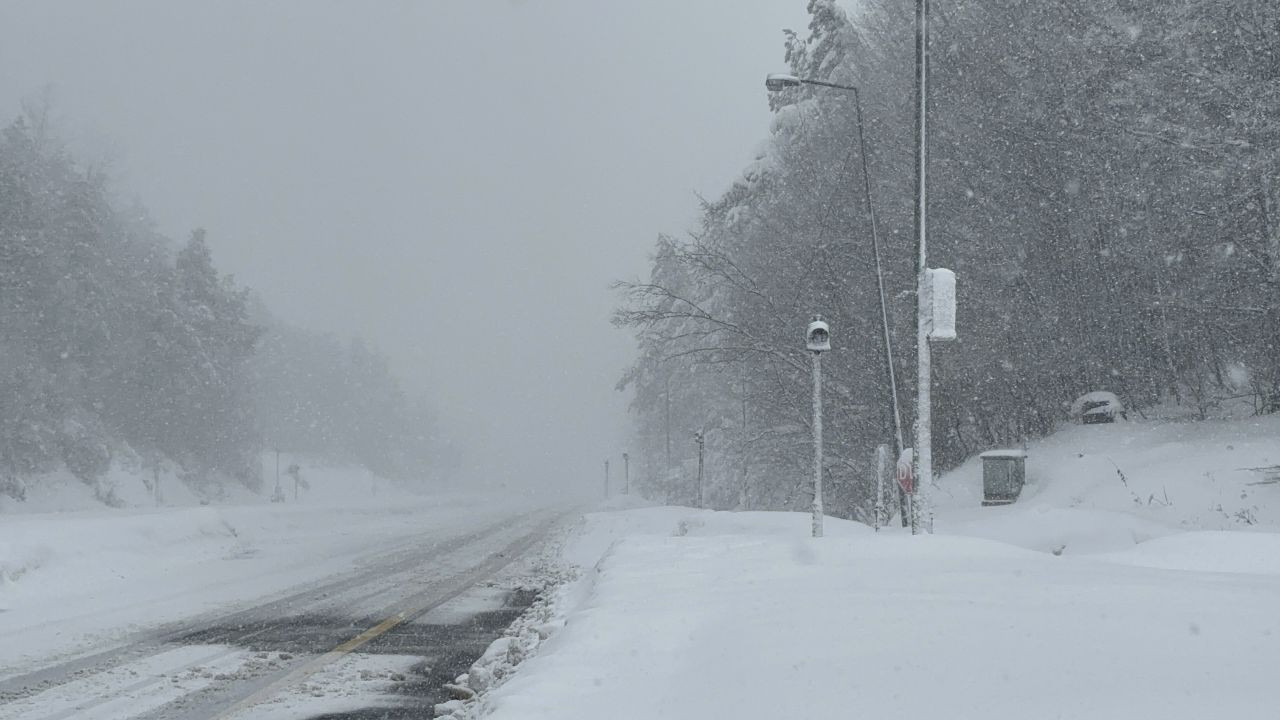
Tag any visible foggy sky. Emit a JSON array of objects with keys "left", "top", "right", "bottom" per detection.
[{"left": 0, "top": 1, "right": 809, "bottom": 496}]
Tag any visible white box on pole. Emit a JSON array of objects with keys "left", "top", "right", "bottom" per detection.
[{"left": 927, "top": 268, "right": 956, "bottom": 341}]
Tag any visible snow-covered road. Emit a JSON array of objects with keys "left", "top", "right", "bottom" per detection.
[{"left": 0, "top": 492, "right": 573, "bottom": 719}]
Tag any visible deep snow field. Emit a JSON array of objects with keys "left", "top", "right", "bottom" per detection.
[{"left": 442, "top": 414, "right": 1280, "bottom": 720}]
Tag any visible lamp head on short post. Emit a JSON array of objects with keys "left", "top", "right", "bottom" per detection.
[{"left": 806, "top": 315, "right": 831, "bottom": 354}]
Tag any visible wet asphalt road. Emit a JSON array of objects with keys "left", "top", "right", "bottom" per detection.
[
  {"left": 228, "top": 592, "right": 536, "bottom": 720},
  {"left": 168, "top": 590, "right": 537, "bottom": 720}
]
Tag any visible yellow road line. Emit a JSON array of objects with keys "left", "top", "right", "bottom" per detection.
[
  {"left": 212, "top": 510, "right": 566, "bottom": 719},
  {"left": 213, "top": 610, "right": 410, "bottom": 719},
  {"left": 333, "top": 612, "right": 407, "bottom": 654}
]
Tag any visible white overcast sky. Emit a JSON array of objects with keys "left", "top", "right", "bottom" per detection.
[{"left": 0, "top": 0, "right": 811, "bottom": 495}]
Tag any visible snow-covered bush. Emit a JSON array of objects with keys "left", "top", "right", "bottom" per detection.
[{"left": 1070, "top": 391, "right": 1126, "bottom": 423}]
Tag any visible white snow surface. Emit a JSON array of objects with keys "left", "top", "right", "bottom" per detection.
[
  {"left": 0, "top": 644, "right": 254, "bottom": 720},
  {"left": 0, "top": 462, "right": 542, "bottom": 677},
  {"left": 220, "top": 652, "right": 423, "bottom": 720},
  {"left": 471, "top": 416, "right": 1280, "bottom": 720}
]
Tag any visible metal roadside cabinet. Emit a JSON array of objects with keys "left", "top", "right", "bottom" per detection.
[{"left": 980, "top": 449, "right": 1026, "bottom": 506}]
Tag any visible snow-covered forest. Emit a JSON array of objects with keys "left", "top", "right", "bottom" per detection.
[
  {"left": 616, "top": 0, "right": 1280, "bottom": 515},
  {"left": 0, "top": 110, "right": 449, "bottom": 502}
]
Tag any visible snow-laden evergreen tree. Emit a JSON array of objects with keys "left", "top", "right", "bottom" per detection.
[{"left": 0, "top": 106, "right": 451, "bottom": 501}]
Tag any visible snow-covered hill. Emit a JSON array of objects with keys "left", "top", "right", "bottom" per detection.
[{"left": 933, "top": 414, "right": 1280, "bottom": 554}]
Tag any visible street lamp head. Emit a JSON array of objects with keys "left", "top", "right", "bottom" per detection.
[
  {"left": 765, "top": 73, "right": 803, "bottom": 92},
  {"left": 806, "top": 315, "right": 831, "bottom": 353}
]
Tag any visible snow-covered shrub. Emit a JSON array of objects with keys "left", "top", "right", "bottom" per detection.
[{"left": 1071, "top": 391, "right": 1126, "bottom": 423}]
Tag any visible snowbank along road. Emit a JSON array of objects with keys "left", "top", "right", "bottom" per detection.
[{"left": 0, "top": 505, "right": 570, "bottom": 720}]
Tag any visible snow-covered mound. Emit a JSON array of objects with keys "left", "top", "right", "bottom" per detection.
[
  {"left": 1099, "top": 530, "right": 1280, "bottom": 575},
  {"left": 932, "top": 414, "right": 1280, "bottom": 554},
  {"left": 0, "top": 507, "right": 238, "bottom": 604}
]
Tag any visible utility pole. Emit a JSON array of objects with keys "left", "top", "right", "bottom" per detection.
[
  {"left": 289, "top": 464, "right": 302, "bottom": 501},
  {"left": 604, "top": 459, "right": 610, "bottom": 499},
  {"left": 272, "top": 448, "right": 284, "bottom": 503},
  {"left": 693, "top": 431, "right": 705, "bottom": 508},
  {"left": 912, "top": 0, "right": 933, "bottom": 535},
  {"left": 872, "top": 445, "right": 886, "bottom": 530},
  {"left": 739, "top": 373, "right": 749, "bottom": 511},
  {"left": 622, "top": 452, "right": 630, "bottom": 495},
  {"left": 665, "top": 376, "right": 672, "bottom": 470}
]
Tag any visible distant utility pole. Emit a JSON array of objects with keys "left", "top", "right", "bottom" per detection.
[
  {"left": 604, "top": 459, "right": 610, "bottom": 499},
  {"left": 693, "top": 431, "right": 705, "bottom": 508},
  {"left": 665, "top": 376, "right": 672, "bottom": 470},
  {"left": 288, "top": 464, "right": 303, "bottom": 501},
  {"left": 874, "top": 444, "right": 890, "bottom": 531},
  {"left": 272, "top": 448, "right": 285, "bottom": 503},
  {"left": 622, "top": 452, "right": 630, "bottom": 495}
]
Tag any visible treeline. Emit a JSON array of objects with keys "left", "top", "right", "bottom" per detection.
[
  {"left": 0, "top": 111, "right": 446, "bottom": 501},
  {"left": 616, "top": 0, "right": 1280, "bottom": 518},
  {"left": 252, "top": 325, "right": 454, "bottom": 483}
]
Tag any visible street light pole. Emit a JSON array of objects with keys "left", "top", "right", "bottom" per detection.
[
  {"left": 623, "top": 452, "right": 630, "bottom": 495},
  {"left": 850, "top": 83, "right": 911, "bottom": 528},
  {"left": 766, "top": 72, "right": 909, "bottom": 526},
  {"left": 604, "top": 459, "right": 610, "bottom": 499},
  {"left": 851, "top": 87, "right": 905, "bottom": 459}
]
